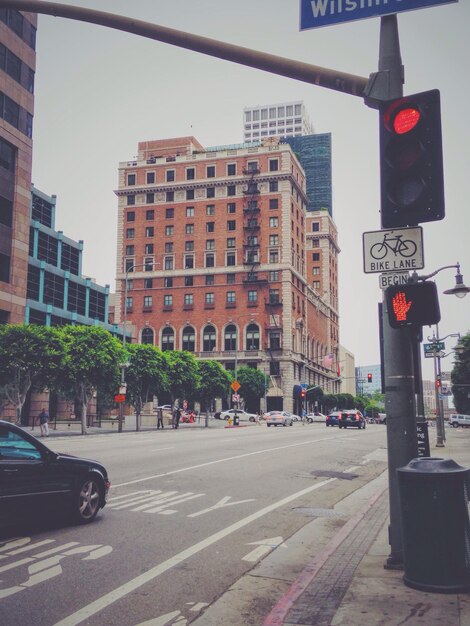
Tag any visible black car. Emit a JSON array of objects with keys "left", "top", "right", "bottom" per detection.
[
  {"left": 338, "top": 410, "right": 366, "bottom": 429},
  {"left": 0, "top": 420, "right": 110, "bottom": 526}
]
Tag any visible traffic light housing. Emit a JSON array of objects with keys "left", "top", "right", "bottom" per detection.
[
  {"left": 385, "top": 281, "right": 441, "bottom": 329},
  {"left": 300, "top": 389, "right": 306, "bottom": 399},
  {"left": 367, "top": 373, "right": 372, "bottom": 383},
  {"left": 379, "top": 89, "right": 444, "bottom": 228}
]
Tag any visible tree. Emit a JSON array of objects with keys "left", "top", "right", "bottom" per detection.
[
  {"left": 54, "top": 326, "right": 125, "bottom": 434},
  {"left": 451, "top": 333, "right": 470, "bottom": 414},
  {"left": 195, "top": 360, "right": 232, "bottom": 426},
  {"left": 164, "top": 351, "right": 200, "bottom": 409},
  {"left": 125, "top": 344, "right": 169, "bottom": 430},
  {"left": 0, "top": 324, "right": 64, "bottom": 424},
  {"left": 237, "top": 366, "right": 266, "bottom": 412}
]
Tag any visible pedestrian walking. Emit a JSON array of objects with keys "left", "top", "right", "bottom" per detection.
[
  {"left": 38, "top": 408, "right": 49, "bottom": 437},
  {"left": 157, "top": 407, "right": 164, "bottom": 429},
  {"left": 255, "top": 411, "right": 261, "bottom": 425}
]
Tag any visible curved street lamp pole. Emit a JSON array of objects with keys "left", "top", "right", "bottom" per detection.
[{"left": 427, "top": 330, "right": 461, "bottom": 448}]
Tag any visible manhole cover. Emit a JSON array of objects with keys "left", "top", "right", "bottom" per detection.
[{"left": 311, "top": 470, "right": 358, "bottom": 480}]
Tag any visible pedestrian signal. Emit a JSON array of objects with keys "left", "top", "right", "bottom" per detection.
[
  {"left": 379, "top": 90, "right": 444, "bottom": 228},
  {"left": 385, "top": 281, "right": 441, "bottom": 328}
]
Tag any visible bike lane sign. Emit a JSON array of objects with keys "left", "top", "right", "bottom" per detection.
[{"left": 362, "top": 226, "right": 424, "bottom": 274}]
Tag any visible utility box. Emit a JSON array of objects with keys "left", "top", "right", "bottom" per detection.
[{"left": 397, "top": 457, "right": 470, "bottom": 593}]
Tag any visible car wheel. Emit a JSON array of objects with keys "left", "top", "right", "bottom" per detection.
[
  {"left": 267, "top": 424, "right": 271, "bottom": 427},
  {"left": 224, "top": 415, "right": 229, "bottom": 420},
  {"left": 307, "top": 418, "right": 313, "bottom": 423},
  {"left": 73, "top": 476, "right": 102, "bottom": 524},
  {"left": 452, "top": 423, "right": 459, "bottom": 428}
]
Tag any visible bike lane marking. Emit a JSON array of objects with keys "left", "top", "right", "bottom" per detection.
[{"left": 53, "top": 477, "right": 336, "bottom": 626}]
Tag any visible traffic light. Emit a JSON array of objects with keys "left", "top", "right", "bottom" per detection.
[
  {"left": 379, "top": 89, "right": 444, "bottom": 228},
  {"left": 300, "top": 389, "right": 306, "bottom": 399},
  {"left": 435, "top": 377, "right": 442, "bottom": 390},
  {"left": 367, "top": 373, "right": 372, "bottom": 383},
  {"left": 385, "top": 281, "right": 441, "bottom": 328}
]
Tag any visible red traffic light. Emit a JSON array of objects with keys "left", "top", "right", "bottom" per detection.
[
  {"left": 380, "top": 90, "right": 444, "bottom": 228},
  {"left": 300, "top": 389, "right": 306, "bottom": 398},
  {"left": 435, "top": 378, "right": 442, "bottom": 389},
  {"left": 393, "top": 107, "right": 421, "bottom": 135},
  {"left": 367, "top": 373, "right": 372, "bottom": 383},
  {"left": 385, "top": 282, "right": 441, "bottom": 329}
]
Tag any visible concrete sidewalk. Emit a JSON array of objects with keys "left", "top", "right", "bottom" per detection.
[{"left": 192, "top": 428, "right": 470, "bottom": 626}]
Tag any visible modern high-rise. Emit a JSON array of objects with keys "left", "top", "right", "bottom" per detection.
[
  {"left": 115, "top": 136, "right": 340, "bottom": 412},
  {"left": 243, "top": 101, "right": 313, "bottom": 144},
  {"left": 0, "top": 8, "right": 36, "bottom": 324}
]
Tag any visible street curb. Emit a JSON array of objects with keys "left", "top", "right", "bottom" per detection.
[{"left": 262, "top": 479, "right": 389, "bottom": 626}]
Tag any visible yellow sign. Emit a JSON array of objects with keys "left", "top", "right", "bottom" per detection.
[{"left": 231, "top": 380, "right": 241, "bottom": 392}]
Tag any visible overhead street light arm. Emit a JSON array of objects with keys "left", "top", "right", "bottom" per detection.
[{"left": 0, "top": 0, "right": 368, "bottom": 98}]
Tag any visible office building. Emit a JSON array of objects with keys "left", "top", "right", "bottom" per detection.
[
  {"left": 243, "top": 101, "right": 313, "bottom": 144},
  {"left": 115, "top": 135, "right": 340, "bottom": 412},
  {"left": 0, "top": 8, "right": 36, "bottom": 323}
]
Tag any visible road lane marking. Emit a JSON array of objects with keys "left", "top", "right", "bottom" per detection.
[
  {"left": 188, "top": 495, "right": 255, "bottom": 518},
  {"left": 242, "top": 537, "right": 287, "bottom": 562},
  {"left": 114, "top": 435, "right": 340, "bottom": 488},
  {"left": 53, "top": 477, "right": 336, "bottom": 626}
]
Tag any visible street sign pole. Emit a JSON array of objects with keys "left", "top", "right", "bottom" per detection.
[{"left": 369, "top": 15, "right": 418, "bottom": 570}]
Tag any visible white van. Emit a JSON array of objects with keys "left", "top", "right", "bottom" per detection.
[{"left": 448, "top": 414, "right": 470, "bottom": 428}]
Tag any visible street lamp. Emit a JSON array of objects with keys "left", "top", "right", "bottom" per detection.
[
  {"left": 119, "top": 260, "right": 159, "bottom": 432},
  {"left": 410, "top": 262, "right": 470, "bottom": 298},
  {"left": 427, "top": 331, "right": 461, "bottom": 448}
]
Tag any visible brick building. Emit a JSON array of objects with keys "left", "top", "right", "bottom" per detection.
[
  {"left": 115, "top": 136, "right": 340, "bottom": 413},
  {"left": 0, "top": 8, "right": 36, "bottom": 323}
]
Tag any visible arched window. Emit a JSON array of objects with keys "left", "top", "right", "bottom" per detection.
[
  {"left": 203, "top": 325, "right": 216, "bottom": 352},
  {"left": 246, "top": 323, "right": 260, "bottom": 350},
  {"left": 141, "top": 327, "right": 154, "bottom": 345},
  {"left": 224, "top": 324, "right": 237, "bottom": 351},
  {"left": 161, "top": 327, "right": 174, "bottom": 351},
  {"left": 182, "top": 326, "right": 195, "bottom": 352}
]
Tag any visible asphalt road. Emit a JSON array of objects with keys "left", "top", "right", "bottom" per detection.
[{"left": 1, "top": 422, "right": 388, "bottom": 626}]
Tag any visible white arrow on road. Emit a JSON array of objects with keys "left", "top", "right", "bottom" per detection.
[{"left": 242, "top": 536, "right": 286, "bottom": 562}]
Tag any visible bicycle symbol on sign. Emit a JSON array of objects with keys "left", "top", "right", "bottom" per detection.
[{"left": 370, "top": 234, "right": 417, "bottom": 260}]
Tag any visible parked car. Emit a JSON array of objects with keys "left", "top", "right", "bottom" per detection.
[
  {"left": 213, "top": 411, "right": 222, "bottom": 420},
  {"left": 220, "top": 408, "right": 258, "bottom": 422},
  {"left": 0, "top": 420, "right": 110, "bottom": 527},
  {"left": 155, "top": 404, "right": 172, "bottom": 414},
  {"left": 326, "top": 411, "right": 340, "bottom": 427},
  {"left": 448, "top": 414, "right": 470, "bottom": 428},
  {"left": 306, "top": 412, "right": 327, "bottom": 424},
  {"left": 265, "top": 411, "right": 294, "bottom": 427},
  {"left": 338, "top": 410, "right": 366, "bottom": 429}
]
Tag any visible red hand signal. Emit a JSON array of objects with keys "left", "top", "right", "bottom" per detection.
[{"left": 392, "top": 291, "right": 412, "bottom": 321}]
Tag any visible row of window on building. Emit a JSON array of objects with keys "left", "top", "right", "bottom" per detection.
[
  {"left": 126, "top": 288, "right": 281, "bottom": 311},
  {"left": 126, "top": 159, "right": 279, "bottom": 187},
  {"left": 244, "top": 104, "right": 303, "bottom": 121}
]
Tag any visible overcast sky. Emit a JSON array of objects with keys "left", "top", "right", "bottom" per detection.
[{"left": 31, "top": 0, "right": 469, "bottom": 379}]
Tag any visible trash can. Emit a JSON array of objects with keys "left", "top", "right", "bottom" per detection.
[
  {"left": 233, "top": 413, "right": 240, "bottom": 427},
  {"left": 397, "top": 457, "right": 470, "bottom": 593}
]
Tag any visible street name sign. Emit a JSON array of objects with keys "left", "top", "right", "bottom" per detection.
[
  {"left": 417, "top": 422, "right": 431, "bottom": 457},
  {"left": 423, "top": 341, "right": 445, "bottom": 354},
  {"left": 424, "top": 342, "right": 445, "bottom": 358},
  {"left": 363, "top": 226, "right": 424, "bottom": 274},
  {"left": 300, "top": 0, "right": 458, "bottom": 31},
  {"left": 378, "top": 272, "right": 410, "bottom": 290}
]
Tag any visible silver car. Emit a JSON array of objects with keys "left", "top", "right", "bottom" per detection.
[{"left": 265, "top": 411, "right": 294, "bottom": 427}]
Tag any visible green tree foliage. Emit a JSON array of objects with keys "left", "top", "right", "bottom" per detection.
[
  {"left": 0, "top": 324, "right": 64, "bottom": 424},
  {"left": 195, "top": 360, "right": 233, "bottom": 426},
  {"left": 237, "top": 366, "right": 266, "bottom": 411},
  {"left": 125, "top": 344, "right": 169, "bottom": 430},
  {"left": 54, "top": 326, "right": 125, "bottom": 434},
  {"left": 164, "top": 351, "right": 200, "bottom": 408},
  {"left": 451, "top": 333, "right": 470, "bottom": 414}
]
